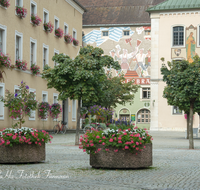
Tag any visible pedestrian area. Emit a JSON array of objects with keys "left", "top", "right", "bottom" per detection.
[{"left": 1, "top": 131, "right": 200, "bottom": 190}]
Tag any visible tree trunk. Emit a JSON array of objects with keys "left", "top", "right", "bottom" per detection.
[
  {"left": 187, "top": 113, "right": 189, "bottom": 139},
  {"left": 75, "top": 99, "right": 81, "bottom": 145},
  {"left": 189, "top": 102, "right": 194, "bottom": 149}
]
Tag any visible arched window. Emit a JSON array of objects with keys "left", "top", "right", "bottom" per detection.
[
  {"left": 173, "top": 26, "right": 184, "bottom": 46},
  {"left": 137, "top": 109, "right": 150, "bottom": 123}
]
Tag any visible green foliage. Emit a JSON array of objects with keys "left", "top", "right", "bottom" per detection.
[
  {"left": 161, "top": 56, "right": 200, "bottom": 113},
  {"left": 0, "top": 81, "right": 37, "bottom": 128}
]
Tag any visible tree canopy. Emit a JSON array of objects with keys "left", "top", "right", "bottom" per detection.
[{"left": 161, "top": 56, "right": 200, "bottom": 149}]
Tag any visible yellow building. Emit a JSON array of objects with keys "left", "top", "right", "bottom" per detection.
[{"left": 0, "top": 0, "right": 85, "bottom": 130}]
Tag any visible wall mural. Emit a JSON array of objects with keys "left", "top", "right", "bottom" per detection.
[
  {"left": 171, "top": 25, "right": 200, "bottom": 63},
  {"left": 83, "top": 27, "right": 151, "bottom": 80}
]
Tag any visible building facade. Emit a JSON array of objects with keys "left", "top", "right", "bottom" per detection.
[
  {"left": 147, "top": 0, "right": 200, "bottom": 131},
  {"left": 0, "top": 0, "right": 85, "bottom": 130},
  {"left": 78, "top": 0, "right": 165, "bottom": 129}
]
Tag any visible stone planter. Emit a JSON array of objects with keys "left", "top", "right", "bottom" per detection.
[
  {"left": 0, "top": 143, "right": 45, "bottom": 163},
  {"left": 90, "top": 143, "right": 152, "bottom": 169}
]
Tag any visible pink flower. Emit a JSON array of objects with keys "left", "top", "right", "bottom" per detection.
[
  {"left": 86, "top": 144, "right": 89, "bottom": 147},
  {"left": 28, "top": 142, "right": 32, "bottom": 144},
  {"left": 83, "top": 149, "right": 86, "bottom": 152},
  {"left": 125, "top": 146, "right": 129, "bottom": 149},
  {"left": 105, "top": 149, "right": 109, "bottom": 151},
  {"left": 134, "top": 126, "right": 138, "bottom": 129},
  {"left": 35, "top": 142, "right": 37, "bottom": 144},
  {"left": 42, "top": 139, "right": 44, "bottom": 142},
  {"left": 99, "top": 140, "right": 102, "bottom": 143},
  {"left": 6, "top": 141, "right": 10, "bottom": 145},
  {"left": 90, "top": 143, "right": 94, "bottom": 146},
  {"left": 98, "top": 148, "right": 101, "bottom": 151},
  {"left": 12, "top": 135, "right": 17, "bottom": 140},
  {"left": 96, "top": 136, "right": 100, "bottom": 139},
  {"left": 144, "top": 146, "right": 146, "bottom": 149},
  {"left": 89, "top": 140, "right": 93, "bottom": 143},
  {"left": 136, "top": 147, "right": 139, "bottom": 150},
  {"left": 109, "top": 139, "right": 113, "bottom": 142},
  {"left": 102, "top": 142, "right": 105, "bottom": 145},
  {"left": 118, "top": 141, "right": 122, "bottom": 143},
  {"left": 102, "top": 136, "right": 106, "bottom": 139},
  {"left": 136, "top": 142, "right": 139, "bottom": 145},
  {"left": 114, "top": 149, "right": 118, "bottom": 152},
  {"left": 123, "top": 132, "right": 127, "bottom": 135}
]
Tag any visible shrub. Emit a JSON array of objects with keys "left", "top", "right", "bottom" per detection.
[
  {"left": 31, "top": 14, "right": 42, "bottom": 26},
  {"left": 79, "top": 126, "right": 152, "bottom": 155},
  {"left": 15, "top": 59, "right": 28, "bottom": 71},
  {"left": 0, "top": 127, "right": 53, "bottom": 146},
  {"left": 15, "top": 6, "right": 27, "bottom": 19},
  {"left": 55, "top": 28, "right": 64, "bottom": 38}
]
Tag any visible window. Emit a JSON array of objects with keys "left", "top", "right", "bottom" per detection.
[
  {"left": 30, "top": 38, "right": 37, "bottom": 66},
  {"left": 0, "top": 25, "right": 6, "bottom": 53},
  {"left": 30, "top": 0, "right": 37, "bottom": 15},
  {"left": 29, "top": 88, "right": 36, "bottom": 120},
  {"left": 145, "top": 30, "right": 151, "bottom": 35},
  {"left": 15, "top": 31, "right": 23, "bottom": 61},
  {"left": 42, "top": 91, "right": 48, "bottom": 102},
  {"left": 173, "top": 26, "right": 184, "bottom": 46},
  {"left": 54, "top": 49, "right": 59, "bottom": 66},
  {"left": 137, "top": 109, "right": 150, "bottom": 123},
  {"left": 123, "top": 31, "right": 129, "bottom": 36},
  {"left": 0, "top": 83, "right": 5, "bottom": 120},
  {"left": 54, "top": 16, "right": 59, "bottom": 30},
  {"left": 43, "top": 43, "right": 49, "bottom": 69},
  {"left": 102, "top": 31, "right": 108, "bottom": 36},
  {"left": 72, "top": 100, "right": 76, "bottom": 121},
  {"left": 43, "top": 8, "right": 49, "bottom": 26},
  {"left": 64, "top": 23, "right": 68, "bottom": 35},
  {"left": 16, "top": 0, "right": 23, "bottom": 7},
  {"left": 172, "top": 106, "right": 182, "bottom": 115},
  {"left": 53, "top": 93, "right": 58, "bottom": 103},
  {"left": 142, "top": 88, "right": 150, "bottom": 99},
  {"left": 73, "top": 29, "right": 77, "bottom": 39}
]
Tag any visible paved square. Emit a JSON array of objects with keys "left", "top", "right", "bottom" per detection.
[{"left": 0, "top": 131, "right": 200, "bottom": 190}]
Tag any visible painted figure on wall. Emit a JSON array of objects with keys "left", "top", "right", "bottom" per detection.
[{"left": 186, "top": 32, "right": 196, "bottom": 63}]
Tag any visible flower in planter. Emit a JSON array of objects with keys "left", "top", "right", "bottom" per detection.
[
  {"left": 0, "top": 127, "right": 53, "bottom": 147},
  {"left": 43, "top": 21, "right": 54, "bottom": 33},
  {"left": 30, "top": 63, "right": 40, "bottom": 76},
  {"left": 55, "top": 28, "right": 64, "bottom": 38},
  {"left": 0, "top": 81, "right": 37, "bottom": 128},
  {"left": 0, "top": 0, "right": 10, "bottom": 8},
  {"left": 50, "top": 103, "right": 62, "bottom": 119},
  {"left": 64, "top": 34, "right": 73, "bottom": 44},
  {"left": 15, "top": 59, "right": 28, "bottom": 71},
  {"left": 31, "top": 14, "right": 42, "bottom": 26},
  {"left": 79, "top": 125, "right": 152, "bottom": 154},
  {"left": 72, "top": 38, "right": 79, "bottom": 46},
  {"left": 38, "top": 102, "right": 50, "bottom": 120},
  {"left": 15, "top": 6, "right": 27, "bottom": 19}
]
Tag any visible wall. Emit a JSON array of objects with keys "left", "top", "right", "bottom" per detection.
[{"left": 0, "top": 0, "right": 83, "bottom": 129}]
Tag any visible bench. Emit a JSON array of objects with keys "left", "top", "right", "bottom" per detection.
[{"left": 185, "top": 128, "right": 199, "bottom": 138}]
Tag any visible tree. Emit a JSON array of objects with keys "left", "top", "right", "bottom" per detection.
[
  {"left": 161, "top": 56, "right": 200, "bottom": 149},
  {"left": 42, "top": 45, "right": 120, "bottom": 145}
]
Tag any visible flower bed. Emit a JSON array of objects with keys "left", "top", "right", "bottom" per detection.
[
  {"left": 64, "top": 34, "right": 73, "bottom": 44},
  {"left": 0, "top": 127, "right": 53, "bottom": 163},
  {"left": 55, "top": 28, "right": 64, "bottom": 38},
  {"left": 43, "top": 21, "right": 54, "bottom": 33},
  {"left": 15, "top": 6, "right": 27, "bottom": 19},
  {"left": 0, "top": 0, "right": 10, "bottom": 8},
  {"left": 31, "top": 14, "right": 42, "bottom": 26},
  {"left": 30, "top": 64, "right": 40, "bottom": 76},
  {"left": 15, "top": 59, "right": 28, "bottom": 71},
  {"left": 79, "top": 126, "right": 153, "bottom": 168}
]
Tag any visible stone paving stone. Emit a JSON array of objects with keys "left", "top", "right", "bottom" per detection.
[{"left": 0, "top": 131, "right": 200, "bottom": 189}]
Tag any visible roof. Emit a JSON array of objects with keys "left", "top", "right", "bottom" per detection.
[
  {"left": 76, "top": 0, "right": 166, "bottom": 26},
  {"left": 147, "top": 0, "right": 200, "bottom": 12},
  {"left": 72, "top": 0, "right": 87, "bottom": 12}
]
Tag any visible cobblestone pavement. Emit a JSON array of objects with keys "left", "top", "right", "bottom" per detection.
[{"left": 1, "top": 131, "right": 200, "bottom": 190}]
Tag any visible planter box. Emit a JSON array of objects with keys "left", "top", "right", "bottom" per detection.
[
  {"left": 90, "top": 143, "right": 152, "bottom": 169},
  {"left": 0, "top": 143, "right": 45, "bottom": 163}
]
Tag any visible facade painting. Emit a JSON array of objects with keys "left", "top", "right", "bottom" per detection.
[{"left": 83, "top": 26, "right": 151, "bottom": 129}]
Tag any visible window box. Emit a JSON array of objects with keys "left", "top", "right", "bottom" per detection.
[
  {"left": 54, "top": 28, "right": 63, "bottom": 38},
  {"left": 0, "top": 0, "right": 10, "bottom": 8},
  {"left": 72, "top": 38, "right": 79, "bottom": 46},
  {"left": 31, "top": 14, "right": 42, "bottom": 26},
  {"left": 15, "top": 59, "right": 27, "bottom": 71},
  {"left": 43, "top": 21, "right": 53, "bottom": 33},
  {"left": 64, "top": 34, "right": 73, "bottom": 44},
  {"left": 15, "top": 6, "right": 27, "bottom": 19},
  {"left": 30, "top": 63, "right": 40, "bottom": 76}
]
